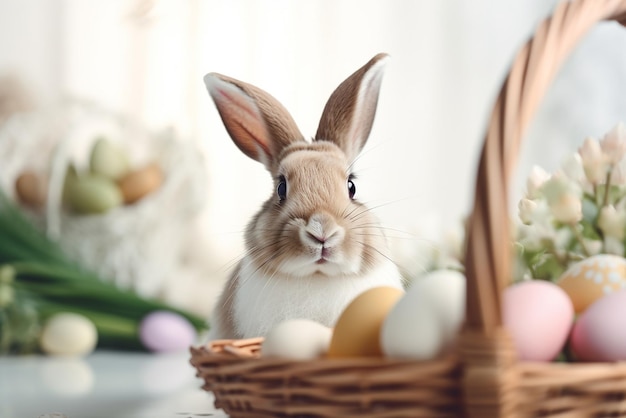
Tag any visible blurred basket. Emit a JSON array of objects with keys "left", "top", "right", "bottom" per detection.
[
  {"left": 190, "top": 1, "right": 626, "bottom": 417},
  {"left": 0, "top": 99, "right": 208, "bottom": 299}
]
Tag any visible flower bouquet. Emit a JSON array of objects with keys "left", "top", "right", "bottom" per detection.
[{"left": 517, "top": 123, "right": 626, "bottom": 281}]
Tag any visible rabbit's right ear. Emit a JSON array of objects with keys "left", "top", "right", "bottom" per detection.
[{"left": 204, "top": 73, "right": 305, "bottom": 170}]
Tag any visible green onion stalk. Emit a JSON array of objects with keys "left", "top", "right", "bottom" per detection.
[{"left": 0, "top": 191, "right": 208, "bottom": 354}]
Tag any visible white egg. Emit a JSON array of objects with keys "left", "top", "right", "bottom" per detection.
[
  {"left": 381, "top": 270, "right": 465, "bottom": 360},
  {"left": 261, "top": 319, "right": 332, "bottom": 360},
  {"left": 40, "top": 312, "right": 98, "bottom": 357}
]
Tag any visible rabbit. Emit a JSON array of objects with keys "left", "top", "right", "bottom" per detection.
[{"left": 204, "top": 53, "right": 405, "bottom": 340}]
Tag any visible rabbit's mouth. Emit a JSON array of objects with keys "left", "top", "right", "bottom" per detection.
[{"left": 315, "top": 247, "right": 332, "bottom": 264}]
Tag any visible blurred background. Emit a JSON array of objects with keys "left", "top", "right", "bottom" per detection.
[{"left": 1, "top": 0, "right": 625, "bottom": 317}]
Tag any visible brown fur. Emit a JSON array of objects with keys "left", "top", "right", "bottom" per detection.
[{"left": 204, "top": 53, "right": 399, "bottom": 339}]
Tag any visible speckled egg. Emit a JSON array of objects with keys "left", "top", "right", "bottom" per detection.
[{"left": 557, "top": 254, "right": 626, "bottom": 313}]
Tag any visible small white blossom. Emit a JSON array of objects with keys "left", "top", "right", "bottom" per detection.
[
  {"left": 598, "top": 204, "right": 626, "bottom": 240},
  {"left": 579, "top": 137, "right": 609, "bottom": 184},
  {"left": 600, "top": 123, "right": 626, "bottom": 165},
  {"left": 611, "top": 159, "right": 626, "bottom": 185},
  {"left": 554, "top": 227, "right": 574, "bottom": 250},
  {"left": 584, "top": 239, "right": 603, "bottom": 256},
  {"left": 550, "top": 194, "right": 583, "bottom": 224},
  {"left": 541, "top": 173, "right": 583, "bottom": 223},
  {"left": 518, "top": 198, "right": 537, "bottom": 225},
  {"left": 561, "top": 152, "right": 593, "bottom": 193},
  {"left": 604, "top": 236, "right": 625, "bottom": 256},
  {"left": 526, "top": 165, "right": 550, "bottom": 199}
]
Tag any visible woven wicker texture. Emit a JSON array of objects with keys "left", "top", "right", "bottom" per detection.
[{"left": 191, "top": 1, "right": 626, "bottom": 417}]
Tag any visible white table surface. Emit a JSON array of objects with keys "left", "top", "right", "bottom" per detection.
[{"left": 0, "top": 350, "right": 228, "bottom": 418}]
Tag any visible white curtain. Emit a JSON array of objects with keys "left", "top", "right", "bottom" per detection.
[{"left": 2, "top": 0, "right": 625, "bottom": 304}]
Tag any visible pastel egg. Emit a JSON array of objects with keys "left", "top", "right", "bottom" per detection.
[
  {"left": 570, "top": 290, "right": 626, "bottom": 361},
  {"left": 90, "top": 137, "right": 130, "bottom": 181},
  {"left": 503, "top": 280, "right": 574, "bottom": 362},
  {"left": 261, "top": 319, "right": 332, "bottom": 360},
  {"left": 557, "top": 254, "right": 626, "bottom": 313},
  {"left": 139, "top": 311, "right": 197, "bottom": 353},
  {"left": 118, "top": 163, "right": 163, "bottom": 204},
  {"left": 327, "top": 286, "right": 404, "bottom": 358},
  {"left": 65, "top": 174, "right": 123, "bottom": 214},
  {"left": 40, "top": 312, "right": 98, "bottom": 357},
  {"left": 381, "top": 270, "right": 465, "bottom": 360},
  {"left": 15, "top": 171, "right": 47, "bottom": 208}
]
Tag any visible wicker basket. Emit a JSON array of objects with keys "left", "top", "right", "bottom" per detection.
[{"left": 191, "top": 1, "right": 626, "bottom": 416}]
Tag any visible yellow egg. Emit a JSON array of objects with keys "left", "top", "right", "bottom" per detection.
[
  {"left": 327, "top": 286, "right": 404, "bottom": 358},
  {"left": 557, "top": 254, "right": 626, "bottom": 314}
]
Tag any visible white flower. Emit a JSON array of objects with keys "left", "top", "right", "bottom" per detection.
[
  {"left": 526, "top": 165, "right": 550, "bottom": 199},
  {"left": 554, "top": 227, "right": 574, "bottom": 250},
  {"left": 550, "top": 194, "right": 583, "bottom": 224},
  {"left": 518, "top": 198, "right": 537, "bottom": 225},
  {"left": 600, "top": 123, "right": 626, "bottom": 165},
  {"left": 579, "top": 137, "right": 609, "bottom": 184},
  {"left": 541, "top": 172, "right": 583, "bottom": 224},
  {"left": 598, "top": 205, "right": 626, "bottom": 240},
  {"left": 604, "top": 236, "right": 625, "bottom": 256},
  {"left": 561, "top": 152, "right": 593, "bottom": 193},
  {"left": 584, "top": 239, "right": 603, "bottom": 256},
  {"left": 611, "top": 159, "right": 626, "bottom": 185}
]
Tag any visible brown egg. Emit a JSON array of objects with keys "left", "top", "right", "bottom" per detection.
[
  {"left": 15, "top": 171, "right": 47, "bottom": 208},
  {"left": 118, "top": 163, "right": 164, "bottom": 204},
  {"left": 327, "top": 286, "right": 404, "bottom": 358}
]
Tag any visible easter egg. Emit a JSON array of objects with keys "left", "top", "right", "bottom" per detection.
[
  {"left": 65, "top": 174, "right": 123, "bottom": 214},
  {"left": 327, "top": 286, "right": 404, "bottom": 358},
  {"left": 15, "top": 171, "right": 47, "bottom": 208},
  {"left": 503, "top": 280, "right": 574, "bottom": 362},
  {"left": 40, "top": 312, "right": 98, "bottom": 356},
  {"left": 570, "top": 290, "right": 626, "bottom": 361},
  {"left": 261, "top": 319, "right": 332, "bottom": 360},
  {"left": 118, "top": 163, "right": 163, "bottom": 204},
  {"left": 381, "top": 270, "right": 465, "bottom": 360},
  {"left": 139, "top": 311, "right": 197, "bottom": 353},
  {"left": 90, "top": 138, "right": 130, "bottom": 181},
  {"left": 557, "top": 254, "right": 626, "bottom": 313}
]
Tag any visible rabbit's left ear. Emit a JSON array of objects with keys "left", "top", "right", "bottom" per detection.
[{"left": 315, "top": 53, "right": 389, "bottom": 162}]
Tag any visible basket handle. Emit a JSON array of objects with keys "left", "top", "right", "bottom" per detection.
[
  {"left": 464, "top": 0, "right": 626, "bottom": 336},
  {"left": 461, "top": 1, "right": 626, "bottom": 416}
]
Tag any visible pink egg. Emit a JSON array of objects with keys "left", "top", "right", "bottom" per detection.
[
  {"left": 570, "top": 290, "right": 626, "bottom": 362},
  {"left": 503, "top": 280, "right": 574, "bottom": 361},
  {"left": 139, "top": 311, "right": 197, "bottom": 353}
]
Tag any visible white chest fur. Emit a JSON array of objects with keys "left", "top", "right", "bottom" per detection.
[{"left": 233, "top": 258, "right": 404, "bottom": 338}]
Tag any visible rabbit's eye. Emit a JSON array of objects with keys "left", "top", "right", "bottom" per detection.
[
  {"left": 277, "top": 176, "right": 287, "bottom": 201},
  {"left": 348, "top": 178, "right": 356, "bottom": 199}
]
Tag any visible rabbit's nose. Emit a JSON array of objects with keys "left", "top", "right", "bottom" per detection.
[{"left": 303, "top": 213, "right": 344, "bottom": 246}]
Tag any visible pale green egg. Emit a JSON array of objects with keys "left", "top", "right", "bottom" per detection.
[
  {"left": 66, "top": 174, "right": 123, "bottom": 214},
  {"left": 89, "top": 137, "right": 130, "bottom": 181}
]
